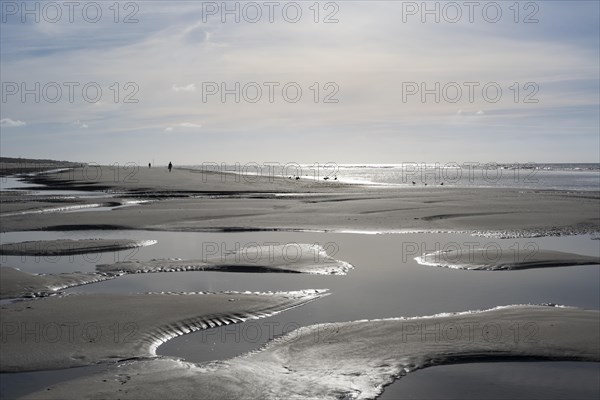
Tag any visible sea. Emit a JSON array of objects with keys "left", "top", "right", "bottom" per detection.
[{"left": 187, "top": 162, "right": 600, "bottom": 191}]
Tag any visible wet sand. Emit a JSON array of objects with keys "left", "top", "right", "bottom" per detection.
[
  {"left": 22, "top": 305, "right": 600, "bottom": 400},
  {"left": 0, "top": 267, "right": 113, "bottom": 299},
  {"left": 1, "top": 165, "right": 598, "bottom": 237},
  {"left": 0, "top": 239, "right": 156, "bottom": 256},
  {"left": 97, "top": 243, "right": 353, "bottom": 275},
  {"left": 416, "top": 248, "right": 600, "bottom": 270},
  {"left": 0, "top": 290, "right": 328, "bottom": 372}
]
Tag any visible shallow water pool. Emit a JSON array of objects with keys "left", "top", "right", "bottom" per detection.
[{"left": 1, "top": 230, "right": 598, "bottom": 399}]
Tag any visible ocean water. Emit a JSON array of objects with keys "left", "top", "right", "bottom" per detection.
[
  {"left": 3, "top": 164, "right": 599, "bottom": 192},
  {"left": 188, "top": 163, "right": 600, "bottom": 191}
]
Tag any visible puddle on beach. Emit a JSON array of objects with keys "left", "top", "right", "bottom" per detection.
[
  {"left": 0, "top": 365, "right": 112, "bottom": 400},
  {"left": 1, "top": 228, "right": 598, "bottom": 398},
  {"left": 1, "top": 176, "right": 114, "bottom": 198},
  {"left": 379, "top": 361, "right": 600, "bottom": 399}
]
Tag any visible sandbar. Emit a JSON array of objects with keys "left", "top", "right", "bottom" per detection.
[
  {"left": 0, "top": 239, "right": 156, "bottom": 256},
  {"left": 0, "top": 267, "right": 113, "bottom": 299},
  {"left": 97, "top": 243, "right": 353, "bottom": 275},
  {"left": 416, "top": 248, "right": 600, "bottom": 270}
]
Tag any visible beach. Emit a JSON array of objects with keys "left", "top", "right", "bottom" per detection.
[
  {"left": 2, "top": 165, "right": 598, "bottom": 236},
  {"left": 1, "top": 161, "right": 599, "bottom": 399},
  {"left": 3, "top": 0, "right": 599, "bottom": 396}
]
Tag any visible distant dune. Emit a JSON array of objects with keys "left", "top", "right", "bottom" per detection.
[{"left": 0, "top": 157, "right": 84, "bottom": 176}]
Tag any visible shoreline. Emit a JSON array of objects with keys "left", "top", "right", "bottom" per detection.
[{"left": 1, "top": 165, "right": 598, "bottom": 237}]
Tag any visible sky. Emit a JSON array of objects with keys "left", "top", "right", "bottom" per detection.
[{"left": 1, "top": 0, "right": 599, "bottom": 165}]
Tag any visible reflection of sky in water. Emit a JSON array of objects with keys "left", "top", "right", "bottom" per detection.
[
  {"left": 2, "top": 231, "right": 598, "bottom": 352},
  {"left": 0, "top": 176, "right": 111, "bottom": 197},
  {"left": 0, "top": 177, "right": 41, "bottom": 190},
  {"left": 380, "top": 361, "right": 600, "bottom": 400},
  {"left": 190, "top": 164, "right": 600, "bottom": 191},
  {"left": 1, "top": 230, "right": 598, "bottom": 398},
  {"left": 0, "top": 364, "right": 112, "bottom": 400}
]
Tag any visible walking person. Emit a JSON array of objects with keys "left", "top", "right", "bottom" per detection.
[{"left": 168, "top": 162, "right": 172, "bottom": 173}]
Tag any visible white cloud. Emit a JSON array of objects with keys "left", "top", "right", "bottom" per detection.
[
  {"left": 0, "top": 118, "right": 26, "bottom": 127},
  {"left": 455, "top": 110, "right": 485, "bottom": 117},
  {"left": 178, "top": 122, "right": 202, "bottom": 128},
  {"left": 172, "top": 83, "right": 197, "bottom": 92},
  {"left": 164, "top": 122, "right": 202, "bottom": 132}
]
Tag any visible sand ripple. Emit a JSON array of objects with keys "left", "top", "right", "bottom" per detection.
[
  {"left": 23, "top": 305, "right": 599, "bottom": 399},
  {"left": 0, "top": 290, "right": 328, "bottom": 372}
]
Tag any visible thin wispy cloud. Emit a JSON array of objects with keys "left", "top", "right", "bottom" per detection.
[
  {"left": 1, "top": 118, "right": 26, "bottom": 127},
  {"left": 165, "top": 122, "right": 202, "bottom": 132},
  {"left": 178, "top": 122, "right": 202, "bottom": 128},
  {"left": 172, "top": 83, "right": 197, "bottom": 92}
]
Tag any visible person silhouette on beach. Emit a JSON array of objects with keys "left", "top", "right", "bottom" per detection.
[
  {"left": 148, "top": 163, "right": 151, "bottom": 168},
  {"left": 168, "top": 162, "right": 172, "bottom": 173}
]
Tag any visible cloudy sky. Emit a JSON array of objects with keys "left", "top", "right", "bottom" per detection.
[{"left": 1, "top": 0, "right": 598, "bottom": 165}]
